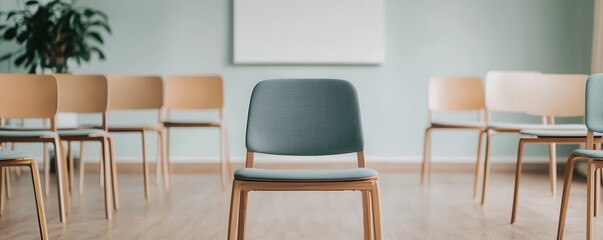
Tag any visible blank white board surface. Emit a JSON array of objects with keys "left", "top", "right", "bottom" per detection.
[{"left": 234, "top": 0, "right": 385, "bottom": 64}]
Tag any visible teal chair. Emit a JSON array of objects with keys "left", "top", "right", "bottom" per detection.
[
  {"left": 227, "top": 79, "right": 382, "bottom": 240},
  {"left": 0, "top": 151, "right": 47, "bottom": 239},
  {"left": 557, "top": 73, "right": 603, "bottom": 240}
]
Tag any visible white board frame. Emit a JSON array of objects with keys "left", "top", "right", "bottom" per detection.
[{"left": 233, "top": 0, "right": 385, "bottom": 65}]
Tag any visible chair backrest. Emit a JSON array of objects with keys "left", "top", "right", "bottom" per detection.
[
  {"left": 428, "top": 76, "right": 485, "bottom": 112},
  {"left": 586, "top": 74, "right": 603, "bottom": 133},
  {"left": 526, "top": 74, "right": 588, "bottom": 117},
  {"left": 485, "top": 71, "right": 541, "bottom": 114},
  {"left": 107, "top": 75, "right": 163, "bottom": 110},
  {"left": 164, "top": 75, "right": 223, "bottom": 110},
  {"left": 54, "top": 74, "right": 108, "bottom": 113},
  {"left": 0, "top": 74, "right": 58, "bottom": 119},
  {"left": 246, "top": 79, "right": 364, "bottom": 156}
]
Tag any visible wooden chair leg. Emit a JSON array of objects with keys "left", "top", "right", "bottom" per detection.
[
  {"left": 43, "top": 143, "right": 49, "bottom": 197},
  {"left": 370, "top": 181, "right": 382, "bottom": 240},
  {"left": 141, "top": 130, "right": 149, "bottom": 199},
  {"left": 362, "top": 190, "right": 373, "bottom": 240},
  {"left": 156, "top": 130, "right": 162, "bottom": 185},
  {"left": 511, "top": 140, "right": 526, "bottom": 224},
  {"left": 237, "top": 190, "right": 249, "bottom": 240},
  {"left": 473, "top": 130, "right": 485, "bottom": 199},
  {"left": 11, "top": 144, "right": 21, "bottom": 179},
  {"left": 59, "top": 141, "right": 70, "bottom": 216},
  {"left": 227, "top": 181, "right": 242, "bottom": 240},
  {"left": 548, "top": 143, "right": 557, "bottom": 196},
  {"left": 220, "top": 126, "right": 229, "bottom": 190},
  {"left": 29, "top": 161, "right": 48, "bottom": 240},
  {"left": 421, "top": 128, "right": 432, "bottom": 185},
  {"left": 0, "top": 166, "right": 4, "bottom": 216},
  {"left": 164, "top": 128, "right": 171, "bottom": 191},
  {"left": 108, "top": 137, "right": 120, "bottom": 210},
  {"left": 101, "top": 138, "right": 112, "bottom": 220},
  {"left": 481, "top": 131, "right": 492, "bottom": 205},
  {"left": 587, "top": 162, "right": 595, "bottom": 240},
  {"left": 4, "top": 167, "right": 10, "bottom": 199},
  {"left": 79, "top": 141, "right": 86, "bottom": 194},
  {"left": 158, "top": 130, "right": 169, "bottom": 190},
  {"left": 68, "top": 141, "right": 74, "bottom": 193},
  {"left": 99, "top": 152, "right": 104, "bottom": 188},
  {"left": 53, "top": 138, "right": 67, "bottom": 222},
  {"left": 596, "top": 168, "right": 601, "bottom": 217}
]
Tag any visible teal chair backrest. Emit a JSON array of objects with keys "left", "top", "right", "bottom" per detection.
[
  {"left": 246, "top": 79, "right": 364, "bottom": 156},
  {"left": 586, "top": 74, "right": 603, "bottom": 132}
]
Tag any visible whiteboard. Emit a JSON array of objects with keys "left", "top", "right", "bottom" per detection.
[{"left": 234, "top": 0, "right": 385, "bottom": 64}]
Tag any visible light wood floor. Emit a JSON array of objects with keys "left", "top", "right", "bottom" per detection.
[{"left": 0, "top": 166, "right": 600, "bottom": 239}]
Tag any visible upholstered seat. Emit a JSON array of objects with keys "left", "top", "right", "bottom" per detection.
[
  {"left": 573, "top": 149, "right": 603, "bottom": 159},
  {"left": 520, "top": 129, "right": 601, "bottom": 137},
  {"left": 234, "top": 168, "right": 378, "bottom": 182},
  {"left": 58, "top": 128, "right": 107, "bottom": 137},
  {"left": 162, "top": 121, "right": 222, "bottom": 127},
  {"left": 107, "top": 124, "right": 163, "bottom": 131},
  {"left": 488, "top": 123, "right": 586, "bottom": 131},
  {"left": 0, "top": 130, "right": 57, "bottom": 138},
  {"left": 430, "top": 121, "right": 485, "bottom": 128},
  {"left": 0, "top": 151, "right": 31, "bottom": 160}
]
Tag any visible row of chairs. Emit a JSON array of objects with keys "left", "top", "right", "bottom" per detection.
[
  {"left": 0, "top": 74, "right": 230, "bottom": 239},
  {"left": 424, "top": 71, "right": 603, "bottom": 239}
]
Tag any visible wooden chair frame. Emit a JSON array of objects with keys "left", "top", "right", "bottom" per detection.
[
  {"left": 227, "top": 151, "right": 382, "bottom": 240},
  {"left": 557, "top": 131, "right": 603, "bottom": 240},
  {"left": 0, "top": 157, "right": 48, "bottom": 239}
]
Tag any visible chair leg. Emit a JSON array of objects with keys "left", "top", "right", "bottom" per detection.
[
  {"left": 227, "top": 181, "right": 242, "bottom": 240},
  {"left": 473, "top": 130, "right": 485, "bottom": 199},
  {"left": 29, "top": 161, "right": 48, "bottom": 240},
  {"left": 79, "top": 141, "right": 86, "bottom": 195},
  {"left": 141, "top": 130, "right": 149, "bottom": 199},
  {"left": 4, "top": 168, "right": 10, "bottom": 199},
  {"left": 43, "top": 143, "right": 49, "bottom": 197},
  {"left": 220, "top": 126, "right": 230, "bottom": 190},
  {"left": 108, "top": 137, "right": 120, "bottom": 210},
  {"left": 99, "top": 152, "right": 104, "bottom": 188},
  {"left": 362, "top": 190, "right": 373, "bottom": 240},
  {"left": 548, "top": 143, "right": 557, "bottom": 197},
  {"left": 158, "top": 130, "right": 169, "bottom": 190},
  {"left": 370, "top": 181, "right": 382, "bottom": 240},
  {"left": 587, "top": 162, "right": 595, "bottom": 240},
  {"left": 11, "top": 144, "right": 21, "bottom": 179},
  {"left": 481, "top": 131, "right": 492, "bottom": 205},
  {"left": 164, "top": 128, "right": 171, "bottom": 191},
  {"left": 237, "top": 190, "right": 249, "bottom": 240},
  {"left": 596, "top": 169, "right": 601, "bottom": 217},
  {"left": 511, "top": 139, "right": 525, "bottom": 224},
  {"left": 421, "top": 128, "right": 432, "bottom": 185},
  {"left": 68, "top": 141, "right": 74, "bottom": 193},
  {"left": 156, "top": 130, "right": 162, "bottom": 185},
  {"left": 59, "top": 141, "right": 71, "bottom": 217},
  {"left": 53, "top": 138, "right": 67, "bottom": 222},
  {"left": 101, "top": 138, "right": 112, "bottom": 220},
  {"left": 0, "top": 166, "right": 4, "bottom": 216}
]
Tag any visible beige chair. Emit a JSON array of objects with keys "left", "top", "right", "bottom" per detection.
[
  {"left": 103, "top": 75, "right": 167, "bottom": 198},
  {"left": 510, "top": 74, "right": 591, "bottom": 223},
  {"left": 421, "top": 76, "right": 486, "bottom": 197},
  {"left": 479, "top": 71, "right": 585, "bottom": 205},
  {"left": 0, "top": 151, "right": 48, "bottom": 239},
  {"left": 164, "top": 75, "right": 230, "bottom": 188},
  {"left": 0, "top": 74, "right": 69, "bottom": 223},
  {"left": 53, "top": 74, "right": 117, "bottom": 219}
]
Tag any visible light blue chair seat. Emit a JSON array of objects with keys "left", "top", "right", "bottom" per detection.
[
  {"left": 573, "top": 149, "right": 603, "bottom": 159},
  {"left": 58, "top": 129, "right": 107, "bottom": 137},
  {"left": 520, "top": 129, "right": 603, "bottom": 137},
  {"left": 234, "top": 168, "right": 378, "bottom": 182},
  {"left": 0, "top": 130, "right": 57, "bottom": 138},
  {"left": 0, "top": 151, "right": 31, "bottom": 160},
  {"left": 489, "top": 122, "right": 586, "bottom": 131},
  {"left": 431, "top": 121, "right": 485, "bottom": 128}
]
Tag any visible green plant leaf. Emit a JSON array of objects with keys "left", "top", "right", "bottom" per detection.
[
  {"left": 25, "top": 1, "right": 39, "bottom": 6},
  {"left": 3, "top": 27, "right": 17, "bottom": 40},
  {"left": 87, "top": 31, "right": 103, "bottom": 44},
  {"left": 0, "top": 53, "right": 12, "bottom": 61}
]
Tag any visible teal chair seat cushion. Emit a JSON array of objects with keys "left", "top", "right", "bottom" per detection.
[
  {"left": 489, "top": 123, "right": 586, "bottom": 131},
  {"left": 58, "top": 129, "right": 107, "bottom": 137},
  {"left": 0, "top": 130, "right": 57, "bottom": 138},
  {"left": 520, "top": 129, "right": 603, "bottom": 137},
  {"left": 234, "top": 168, "right": 378, "bottom": 182},
  {"left": 431, "top": 121, "right": 485, "bottom": 128},
  {"left": 0, "top": 151, "right": 31, "bottom": 160},
  {"left": 574, "top": 149, "right": 603, "bottom": 159}
]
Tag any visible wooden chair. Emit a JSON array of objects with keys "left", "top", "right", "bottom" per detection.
[
  {"left": 557, "top": 73, "right": 603, "bottom": 240},
  {"left": 479, "top": 71, "right": 585, "bottom": 205},
  {"left": 0, "top": 74, "right": 69, "bottom": 223},
  {"left": 53, "top": 74, "right": 117, "bottom": 219},
  {"left": 421, "top": 76, "right": 486, "bottom": 197},
  {"left": 163, "top": 75, "right": 230, "bottom": 189},
  {"left": 79, "top": 75, "right": 167, "bottom": 199},
  {"left": 227, "top": 79, "right": 382, "bottom": 240},
  {"left": 0, "top": 151, "right": 47, "bottom": 239},
  {"left": 510, "top": 74, "right": 590, "bottom": 223}
]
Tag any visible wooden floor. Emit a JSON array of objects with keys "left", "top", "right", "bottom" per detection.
[{"left": 0, "top": 166, "right": 600, "bottom": 239}]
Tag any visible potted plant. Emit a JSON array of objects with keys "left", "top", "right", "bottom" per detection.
[{"left": 0, "top": 0, "right": 111, "bottom": 73}]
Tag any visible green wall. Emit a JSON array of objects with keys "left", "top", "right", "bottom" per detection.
[{"left": 0, "top": 0, "right": 595, "bottom": 163}]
